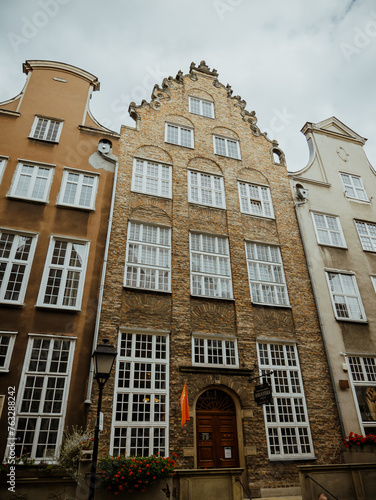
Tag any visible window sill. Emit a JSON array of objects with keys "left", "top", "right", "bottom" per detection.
[
  {"left": 190, "top": 294, "right": 234, "bottom": 302},
  {"left": 345, "top": 196, "right": 370, "bottom": 204},
  {"left": 269, "top": 455, "right": 316, "bottom": 462},
  {"left": 251, "top": 302, "right": 291, "bottom": 309},
  {"left": 189, "top": 202, "right": 226, "bottom": 211},
  {"left": 56, "top": 203, "right": 94, "bottom": 212},
  {"left": 7, "top": 195, "right": 48, "bottom": 205},
  {"left": 165, "top": 141, "right": 194, "bottom": 150},
  {"left": 28, "top": 136, "right": 59, "bottom": 144},
  {"left": 131, "top": 190, "right": 172, "bottom": 200},
  {"left": 123, "top": 286, "right": 172, "bottom": 295},
  {"left": 240, "top": 212, "right": 275, "bottom": 221},
  {"left": 214, "top": 153, "right": 241, "bottom": 161},
  {"left": 35, "top": 304, "right": 81, "bottom": 312},
  {"left": 179, "top": 365, "right": 253, "bottom": 377},
  {"left": 335, "top": 318, "right": 368, "bottom": 324},
  {"left": 317, "top": 243, "right": 347, "bottom": 249}
]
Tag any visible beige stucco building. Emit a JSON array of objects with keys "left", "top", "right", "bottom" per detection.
[
  {"left": 0, "top": 60, "right": 119, "bottom": 462},
  {"left": 290, "top": 117, "right": 376, "bottom": 438}
]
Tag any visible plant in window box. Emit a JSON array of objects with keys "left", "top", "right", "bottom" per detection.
[
  {"left": 97, "top": 453, "right": 176, "bottom": 494},
  {"left": 342, "top": 432, "right": 376, "bottom": 464},
  {"left": 343, "top": 432, "right": 376, "bottom": 448}
]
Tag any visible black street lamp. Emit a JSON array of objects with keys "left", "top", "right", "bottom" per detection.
[{"left": 88, "top": 339, "right": 117, "bottom": 500}]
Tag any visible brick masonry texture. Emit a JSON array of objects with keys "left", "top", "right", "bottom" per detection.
[{"left": 89, "top": 63, "right": 343, "bottom": 491}]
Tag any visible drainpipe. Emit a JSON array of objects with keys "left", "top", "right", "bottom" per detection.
[
  {"left": 85, "top": 151, "right": 118, "bottom": 411},
  {"left": 294, "top": 200, "right": 346, "bottom": 438}
]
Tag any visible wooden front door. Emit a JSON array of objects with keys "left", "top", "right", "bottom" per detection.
[{"left": 196, "top": 389, "right": 239, "bottom": 468}]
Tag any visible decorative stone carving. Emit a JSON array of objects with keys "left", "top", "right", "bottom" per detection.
[{"left": 190, "top": 60, "right": 218, "bottom": 77}]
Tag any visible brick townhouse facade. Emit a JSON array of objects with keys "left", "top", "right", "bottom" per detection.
[{"left": 89, "top": 61, "right": 343, "bottom": 497}]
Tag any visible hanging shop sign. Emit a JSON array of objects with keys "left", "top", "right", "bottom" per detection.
[{"left": 254, "top": 382, "right": 273, "bottom": 406}]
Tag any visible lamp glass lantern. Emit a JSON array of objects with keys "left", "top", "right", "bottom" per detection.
[{"left": 92, "top": 339, "right": 117, "bottom": 386}]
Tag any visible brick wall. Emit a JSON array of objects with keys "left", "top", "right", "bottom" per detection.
[{"left": 89, "top": 63, "right": 342, "bottom": 492}]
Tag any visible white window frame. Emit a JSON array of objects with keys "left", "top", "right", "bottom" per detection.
[
  {"left": 0, "top": 331, "right": 17, "bottom": 372},
  {"left": 0, "top": 229, "right": 38, "bottom": 304},
  {"left": 131, "top": 158, "right": 172, "bottom": 199},
  {"left": 111, "top": 329, "right": 169, "bottom": 457},
  {"left": 124, "top": 222, "right": 171, "bottom": 292},
  {"left": 37, "top": 236, "right": 90, "bottom": 310},
  {"left": 0, "top": 156, "right": 8, "bottom": 184},
  {"left": 325, "top": 271, "right": 366, "bottom": 322},
  {"left": 29, "top": 116, "right": 63, "bottom": 143},
  {"left": 11, "top": 335, "right": 75, "bottom": 462},
  {"left": 8, "top": 160, "right": 55, "bottom": 203},
  {"left": 165, "top": 123, "right": 194, "bottom": 148},
  {"left": 189, "top": 96, "right": 215, "bottom": 118},
  {"left": 311, "top": 212, "right": 346, "bottom": 248},
  {"left": 213, "top": 135, "right": 241, "bottom": 159},
  {"left": 371, "top": 276, "right": 376, "bottom": 293},
  {"left": 245, "top": 242, "right": 289, "bottom": 306},
  {"left": 190, "top": 232, "right": 233, "bottom": 299},
  {"left": 340, "top": 173, "right": 369, "bottom": 202},
  {"left": 347, "top": 355, "right": 376, "bottom": 434},
  {"left": 257, "top": 342, "right": 314, "bottom": 460},
  {"left": 188, "top": 170, "right": 226, "bottom": 209},
  {"left": 238, "top": 181, "right": 274, "bottom": 218},
  {"left": 57, "top": 168, "right": 99, "bottom": 210},
  {"left": 355, "top": 220, "right": 376, "bottom": 252},
  {"left": 192, "top": 334, "right": 238, "bottom": 367}
]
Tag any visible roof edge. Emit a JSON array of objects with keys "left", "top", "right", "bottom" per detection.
[{"left": 23, "top": 60, "right": 100, "bottom": 91}]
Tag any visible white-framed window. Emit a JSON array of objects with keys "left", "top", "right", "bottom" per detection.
[
  {"left": 12, "top": 336, "right": 75, "bottom": 461},
  {"left": 111, "top": 330, "right": 169, "bottom": 457},
  {"left": 165, "top": 123, "right": 194, "bottom": 148},
  {"left": 0, "top": 230, "right": 38, "bottom": 304},
  {"left": 192, "top": 334, "right": 238, "bottom": 367},
  {"left": 190, "top": 233, "right": 233, "bottom": 299},
  {"left": 340, "top": 173, "right": 369, "bottom": 202},
  {"left": 57, "top": 169, "right": 99, "bottom": 210},
  {"left": 0, "top": 156, "right": 8, "bottom": 184},
  {"left": 8, "top": 161, "right": 54, "bottom": 202},
  {"left": 245, "top": 242, "right": 289, "bottom": 306},
  {"left": 213, "top": 135, "right": 241, "bottom": 159},
  {"left": 238, "top": 182, "right": 274, "bottom": 218},
  {"left": 347, "top": 356, "right": 376, "bottom": 435},
  {"left": 37, "top": 237, "right": 89, "bottom": 310},
  {"left": 188, "top": 170, "right": 225, "bottom": 208},
  {"left": 371, "top": 276, "right": 376, "bottom": 293},
  {"left": 355, "top": 220, "right": 376, "bottom": 252},
  {"left": 0, "top": 331, "right": 17, "bottom": 371},
  {"left": 125, "top": 222, "right": 171, "bottom": 292},
  {"left": 29, "top": 116, "right": 63, "bottom": 143},
  {"left": 312, "top": 213, "right": 346, "bottom": 247},
  {"left": 326, "top": 271, "right": 366, "bottom": 321},
  {"left": 257, "top": 342, "right": 314, "bottom": 460},
  {"left": 131, "top": 158, "right": 172, "bottom": 198},
  {"left": 189, "top": 96, "right": 214, "bottom": 118}
]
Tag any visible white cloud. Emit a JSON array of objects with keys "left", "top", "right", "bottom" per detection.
[{"left": 0, "top": 0, "right": 375, "bottom": 171}]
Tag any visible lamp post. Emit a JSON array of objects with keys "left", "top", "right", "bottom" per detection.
[{"left": 88, "top": 339, "right": 117, "bottom": 500}]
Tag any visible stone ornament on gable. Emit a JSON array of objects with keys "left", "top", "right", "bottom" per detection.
[{"left": 337, "top": 146, "right": 349, "bottom": 162}]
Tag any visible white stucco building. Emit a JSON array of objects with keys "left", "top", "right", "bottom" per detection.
[{"left": 290, "top": 117, "right": 376, "bottom": 437}]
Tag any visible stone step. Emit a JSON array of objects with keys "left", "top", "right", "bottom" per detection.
[{"left": 245, "top": 497, "right": 302, "bottom": 500}]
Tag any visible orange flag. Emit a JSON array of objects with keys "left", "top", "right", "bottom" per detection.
[{"left": 180, "top": 382, "right": 190, "bottom": 427}]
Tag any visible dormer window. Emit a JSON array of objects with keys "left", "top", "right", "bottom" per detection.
[{"left": 189, "top": 97, "right": 214, "bottom": 118}]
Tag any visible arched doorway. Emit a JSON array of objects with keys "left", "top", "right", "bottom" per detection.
[{"left": 196, "top": 389, "right": 239, "bottom": 468}]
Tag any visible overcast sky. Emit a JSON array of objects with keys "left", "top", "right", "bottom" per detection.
[{"left": 0, "top": 0, "right": 375, "bottom": 172}]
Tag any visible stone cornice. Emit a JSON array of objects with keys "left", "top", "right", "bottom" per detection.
[{"left": 23, "top": 60, "right": 100, "bottom": 90}]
